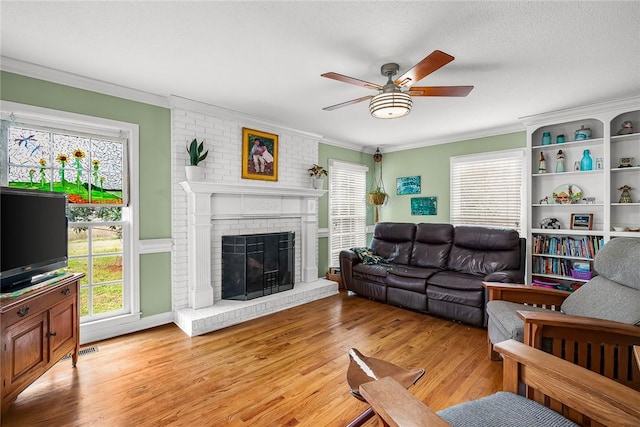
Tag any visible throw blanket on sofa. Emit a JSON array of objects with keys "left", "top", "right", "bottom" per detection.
[{"left": 351, "top": 247, "right": 388, "bottom": 265}]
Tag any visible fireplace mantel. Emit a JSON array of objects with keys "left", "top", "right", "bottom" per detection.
[
  {"left": 180, "top": 181, "right": 326, "bottom": 198},
  {"left": 180, "top": 181, "right": 326, "bottom": 309}
]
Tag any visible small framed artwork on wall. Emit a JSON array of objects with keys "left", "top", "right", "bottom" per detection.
[
  {"left": 396, "top": 176, "right": 421, "bottom": 195},
  {"left": 411, "top": 196, "right": 437, "bottom": 215},
  {"left": 242, "top": 127, "right": 278, "bottom": 181}
]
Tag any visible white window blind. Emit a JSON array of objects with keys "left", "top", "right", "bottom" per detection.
[
  {"left": 450, "top": 149, "right": 525, "bottom": 233},
  {"left": 328, "top": 159, "right": 367, "bottom": 267}
]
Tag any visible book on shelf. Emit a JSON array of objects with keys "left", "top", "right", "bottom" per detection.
[{"left": 532, "top": 234, "right": 604, "bottom": 259}]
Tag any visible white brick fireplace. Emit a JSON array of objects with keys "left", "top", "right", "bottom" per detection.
[{"left": 171, "top": 97, "right": 338, "bottom": 336}]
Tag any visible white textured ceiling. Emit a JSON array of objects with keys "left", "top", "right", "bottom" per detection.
[{"left": 1, "top": 1, "right": 639, "bottom": 152}]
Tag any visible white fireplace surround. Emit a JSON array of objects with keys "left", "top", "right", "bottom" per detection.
[{"left": 175, "top": 180, "right": 338, "bottom": 336}]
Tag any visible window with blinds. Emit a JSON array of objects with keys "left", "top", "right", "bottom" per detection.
[
  {"left": 450, "top": 149, "right": 525, "bottom": 233},
  {"left": 328, "top": 159, "right": 368, "bottom": 267}
]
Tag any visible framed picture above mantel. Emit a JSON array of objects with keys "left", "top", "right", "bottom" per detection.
[{"left": 242, "top": 128, "right": 278, "bottom": 181}]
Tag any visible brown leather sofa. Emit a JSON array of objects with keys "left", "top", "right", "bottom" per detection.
[{"left": 339, "top": 222, "right": 525, "bottom": 327}]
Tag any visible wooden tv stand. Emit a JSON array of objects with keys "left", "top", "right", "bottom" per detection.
[{"left": 1, "top": 273, "right": 83, "bottom": 412}]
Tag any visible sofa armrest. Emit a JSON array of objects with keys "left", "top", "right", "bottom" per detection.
[
  {"left": 483, "top": 282, "right": 569, "bottom": 309},
  {"left": 484, "top": 270, "right": 523, "bottom": 284},
  {"left": 339, "top": 249, "right": 361, "bottom": 291}
]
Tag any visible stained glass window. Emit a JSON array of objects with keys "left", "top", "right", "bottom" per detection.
[{"left": 6, "top": 123, "right": 126, "bottom": 205}]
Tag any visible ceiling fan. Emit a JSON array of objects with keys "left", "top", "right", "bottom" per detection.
[{"left": 321, "top": 50, "right": 473, "bottom": 118}]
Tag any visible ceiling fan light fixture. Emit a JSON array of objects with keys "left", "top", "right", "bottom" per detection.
[{"left": 369, "top": 92, "right": 412, "bottom": 119}]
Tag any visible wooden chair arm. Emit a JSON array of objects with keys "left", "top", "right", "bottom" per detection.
[
  {"left": 517, "top": 310, "right": 640, "bottom": 336},
  {"left": 360, "top": 340, "right": 640, "bottom": 427},
  {"left": 483, "top": 281, "right": 570, "bottom": 308},
  {"left": 494, "top": 340, "right": 640, "bottom": 425},
  {"left": 359, "top": 376, "right": 450, "bottom": 427}
]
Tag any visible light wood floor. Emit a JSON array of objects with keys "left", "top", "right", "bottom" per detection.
[{"left": 2, "top": 292, "right": 502, "bottom": 426}]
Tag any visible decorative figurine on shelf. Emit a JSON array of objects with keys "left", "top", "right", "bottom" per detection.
[
  {"left": 617, "top": 120, "right": 634, "bottom": 135},
  {"left": 582, "top": 197, "right": 596, "bottom": 204},
  {"left": 538, "top": 152, "right": 546, "bottom": 173},
  {"left": 574, "top": 161, "right": 580, "bottom": 171},
  {"left": 539, "top": 217, "right": 561, "bottom": 229},
  {"left": 539, "top": 196, "right": 549, "bottom": 204},
  {"left": 556, "top": 150, "right": 565, "bottom": 173},
  {"left": 618, "top": 185, "right": 633, "bottom": 203}
]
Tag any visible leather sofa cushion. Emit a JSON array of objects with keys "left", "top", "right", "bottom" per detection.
[
  {"left": 387, "top": 287, "right": 427, "bottom": 312},
  {"left": 427, "top": 285, "right": 484, "bottom": 307},
  {"left": 387, "top": 265, "right": 438, "bottom": 280},
  {"left": 370, "top": 222, "right": 416, "bottom": 265},
  {"left": 352, "top": 263, "right": 388, "bottom": 284},
  {"left": 427, "top": 270, "right": 485, "bottom": 291},
  {"left": 448, "top": 226, "right": 521, "bottom": 275},
  {"left": 411, "top": 223, "right": 454, "bottom": 269},
  {"left": 386, "top": 273, "right": 427, "bottom": 293}
]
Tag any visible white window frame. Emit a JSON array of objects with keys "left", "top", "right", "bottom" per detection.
[
  {"left": 1, "top": 101, "right": 141, "bottom": 338},
  {"left": 328, "top": 159, "right": 368, "bottom": 267},
  {"left": 450, "top": 148, "right": 526, "bottom": 233}
]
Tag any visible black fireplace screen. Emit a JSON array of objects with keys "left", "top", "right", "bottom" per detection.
[{"left": 222, "top": 231, "right": 295, "bottom": 300}]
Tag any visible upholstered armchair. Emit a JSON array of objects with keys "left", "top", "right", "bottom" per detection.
[
  {"left": 359, "top": 340, "right": 640, "bottom": 427},
  {"left": 485, "top": 237, "right": 640, "bottom": 391}
]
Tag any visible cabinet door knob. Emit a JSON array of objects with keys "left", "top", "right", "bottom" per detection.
[
  {"left": 61, "top": 287, "right": 71, "bottom": 296},
  {"left": 49, "top": 332, "right": 57, "bottom": 337},
  {"left": 17, "top": 306, "right": 30, "bottom": 317}
]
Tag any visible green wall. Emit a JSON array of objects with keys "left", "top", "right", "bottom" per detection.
[
  {"left": 381, "top": 132, "right": 526, "bottom": 223},
  {"left": 1, "top": 71, "right": 172, "bottom": 317}
]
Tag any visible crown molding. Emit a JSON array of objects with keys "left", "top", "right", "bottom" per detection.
[
  {"left": 1, "top": 56, "right": 170, "bottom": 108},
  {"left": 519, "top": 95, "right": 640, "bottom": 127},
  {"left": 169, "top": 95, "right": 324, "bottom": 141},
  {"left": 377, "top": 122, "right": 526, "bottom": 153}
]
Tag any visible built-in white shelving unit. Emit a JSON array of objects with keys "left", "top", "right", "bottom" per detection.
[{"left": 521, "top": 96, "right": 640, "bottom": 287}]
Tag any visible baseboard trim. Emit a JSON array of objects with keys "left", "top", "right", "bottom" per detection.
[{"left": 80, "top": 311, "right": 174, "bottom": 345}]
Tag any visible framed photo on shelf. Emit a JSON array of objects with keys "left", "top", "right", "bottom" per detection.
[
  {"left": 241, "top": 127, "right": 278, "bottom": 181},
  {"left": 570, "top": 213, "right": 593, "bottom": 230}
]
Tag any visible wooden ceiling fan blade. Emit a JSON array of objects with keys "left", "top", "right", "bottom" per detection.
[
  {"left": 322, "top": 95, "right": 373, "bottom": 111},
  {"left": 408, "top": 86, "right": 474, "bottom": 97},
  {"left": 321, "top": 72, "right": 382, "bottom": 90},
  {"left": 395, "top": 50, "right": 455, "bottom": 87}
]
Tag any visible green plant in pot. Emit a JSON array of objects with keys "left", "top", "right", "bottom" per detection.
[
  {"left": 308, "top": 164, "right": 328, "bottom": 189},
  {"left": 185, "top": 138, "right": 208, "bottom": 181},
  {"left": 367, "top": 187, "right": 387, "bottom": 205}
]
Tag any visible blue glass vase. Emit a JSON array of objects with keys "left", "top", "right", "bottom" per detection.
[{"left": 580, "top": 149, "right": 593, "bottom": 171}]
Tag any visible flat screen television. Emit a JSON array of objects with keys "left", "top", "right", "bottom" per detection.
[{"left": 1, "top": 187, "right": 68, "bottom": 292}]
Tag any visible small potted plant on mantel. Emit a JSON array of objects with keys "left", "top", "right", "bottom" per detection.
[
  {"left": 308, "top": 164, "right": 328, "bottom": 189},
  {"left": 185, "top": 138, "right": 208, "bottom": 181}
]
